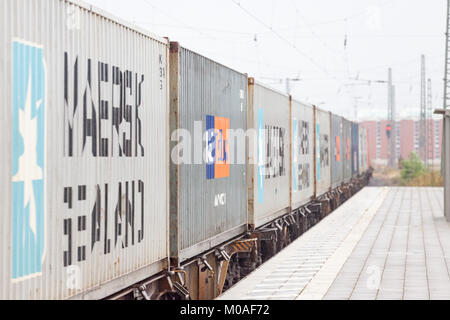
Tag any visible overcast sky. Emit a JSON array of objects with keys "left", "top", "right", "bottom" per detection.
[{"left": 84, "top": 0, "right": 447, "bottom": 121}]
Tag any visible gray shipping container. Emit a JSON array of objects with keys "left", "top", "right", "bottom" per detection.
[
  {"left": 331, "top": 114, "right": 344, "bottom": 188},
  {"left": 248, "top": 80, "right": 290, "bottom": 229},
  {"left": 315, "top": 108, "right": 332, "bottom": 197},
  {"left": 1, "top": 0, "right": 169, "bottom": 299},
  {"left": 169, "top": 43, "right": 248, "bottom": 263},
  {"left": 291, "top": 99, "right": 314, "bottom": 210},
  {"left": 343, "top": 119, "right": 353, "bottom": 182}
]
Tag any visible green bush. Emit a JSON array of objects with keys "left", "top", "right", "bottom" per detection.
[{"left": 400, "top": 152, "right": 425, "bottom": 183}]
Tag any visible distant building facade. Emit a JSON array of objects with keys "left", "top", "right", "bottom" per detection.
[{"left": 361, "top": 119, "right": 443, "bottom": 166}]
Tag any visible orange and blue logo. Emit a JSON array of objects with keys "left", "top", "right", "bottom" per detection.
[
  {"left": 206, "top": 115, "right": 230, "bottom": 180},
  {"left": 335, "top": 136, "right": 341, "bottom": 162}
]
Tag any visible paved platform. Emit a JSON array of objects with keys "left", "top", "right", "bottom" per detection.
[{"left": 218, "top": 187, "right": 450, "bottom": 300}]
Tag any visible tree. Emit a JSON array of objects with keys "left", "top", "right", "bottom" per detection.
[{"left": 400, "top": 152, "right": 425, "bottom": 183}]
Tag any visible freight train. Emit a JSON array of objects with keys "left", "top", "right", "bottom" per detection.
[{"left": 0, "top": 0, "right": 372, "bottom": 300}]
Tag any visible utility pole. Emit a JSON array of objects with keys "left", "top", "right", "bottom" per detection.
[
  {"left": 436, "top": 0, "right": 450, "bottom": 222},
  {"left": 427, "top": 78, "right": 433, "bottom": 168},
  {"left": 420, "top": 55, "right": 427, "bottom": 164},
  {"left": 391, "top": 85, "right": 397, "bottom": 168},
  {"left": 387, "top": 68, "right": 396, "bottom": 168},
  {"left": 258, "top": 75, "right": 301, "bottom": 96},
  {"left": 285, "top": 77, "right": 301, "bottom": 95},
  {"left": 445, "top": 0, "right": 450, "bottom": 221},
  {"left": 353, "top": 96, "right": 362, "bottom": 122}
]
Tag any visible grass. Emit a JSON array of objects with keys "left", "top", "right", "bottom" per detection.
[
  {"left": 370, "top": 152, "right": 443, "bottom": 187},
  {"left": 400, "top": 170, "right": 443, "bottom": 187},
  {"left": 398, "top": 153, "right": 443, "bottom": 187}
]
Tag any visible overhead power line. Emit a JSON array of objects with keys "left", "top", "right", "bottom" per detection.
[
  {"left": 267, "top": 0, "right": 397, "bottom": 34},
  {"left": 230, "top": 0, "right": 335, "bottom": 80},
  {"left": 289, "top": 0, "right": 346, "bottom": 58},
  {"left": 141, "top": 0, "right": 227, "bottom": 42}
]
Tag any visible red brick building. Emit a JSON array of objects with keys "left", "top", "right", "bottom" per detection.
[{"left": 361, "top": 119, "right": 443, "bottom": 166}]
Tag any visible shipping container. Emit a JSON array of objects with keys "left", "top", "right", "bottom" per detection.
[
  {"left": 331, "top": 114, "right": 344, "bottom": 188},
  {"left": 342, "top": 118, "right": 353, "bottom": 182},
  {"left": 0, "top": 0, "right": 169, "bottom": 300},
  {"left": 169, "top": 43, "right": 248, "bottom": 263},
  {"left": 351, "top": 123, "right": 360, "bottom": 178},
  {"left": 315, "top": 108, "right": 332, "bottom": 197},
  {"left": 359, "top": 126, "right": 368, "bottom": 174},
  {"left": 291, "top": 99, "right": 315, "bottom": 209},
  {"left": 248, "top": 80, "right": 290, "bottom": 229},
  {"left": 365, "top": 127, "right": 370, "bottom": 170}
]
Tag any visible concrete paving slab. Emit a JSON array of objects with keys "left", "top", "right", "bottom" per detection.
[{"left": 218, "top": 188, "right": 450, "bottom": 300}]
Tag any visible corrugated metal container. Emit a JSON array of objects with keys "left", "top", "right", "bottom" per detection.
[
  {"left": 315, "top": 108, "right": 332, "bottom": 197},
  {"left": 358, "top": 126, "right": 364, "bottom": 174},
  {"left": 365, "top": 127, "right": 369, "bottom": 171},
  {"left": 342, "top": 118, "right": 352, "bottom": 182},
  {"left": 0, "top": 0, "right": 169, "bottom": 300},
  {"left": 331, "top": 114, "right": 343, "bottom": 188},
  {"left": 364, "top": 127, "right": 370, "bottom": 170},
  {"left": 248, "top": 80, "right": 290, "bottom": 228},
  {"left": 169, "top": 43, "right": 248, "bottom": 263},
  {"left": 351, "top": 123, "right": 360, "bottom": 177},
  {"left": 359, "top": 126, "right": 368, "bottom": 174},
  {"left": 291, "top": 99, "right": 314, "bottom": 209}
]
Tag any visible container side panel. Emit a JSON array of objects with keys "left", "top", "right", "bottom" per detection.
[
  {"left": 315, "top": 109, "right": 331, "bottom": 196},
  {"left": 291, "top": 100, "right": 314, "bottom": 209},
  {"left": 361, "top": 127, "right": 369, "bottom": 172},
  {"left": 1, "top": 0, "right": 169, "bottom": 300},
  {"left": 331, "top": 115, "right": 343, "bottom": 188},
  {"left": 351, "top": 123, "right": 360, "bottom": 177},
  {"left": 342, "top": 119, "right": 352, "bottom": 182},
  {"left": 177, "top": 48, "right": 248, "bottom": 260},
  {"left": 250, "top": 83, "right": 290, "bottom": 228}
]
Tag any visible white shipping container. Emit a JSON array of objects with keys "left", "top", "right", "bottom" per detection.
[
  {"left": 315, "top": 108, "right": 332, "bottom": 197},
  {"left": 291, "top": 100, "right": 314, "bottom": 209},
  {"left": 0, "top": 0, "right": 169, "bottom": 299},
  {"left": 248, "top": 80, "right": 290, "bottom": 229},
  {"left": 359, "top": 126, "right": 369, "bottom": 174}
]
